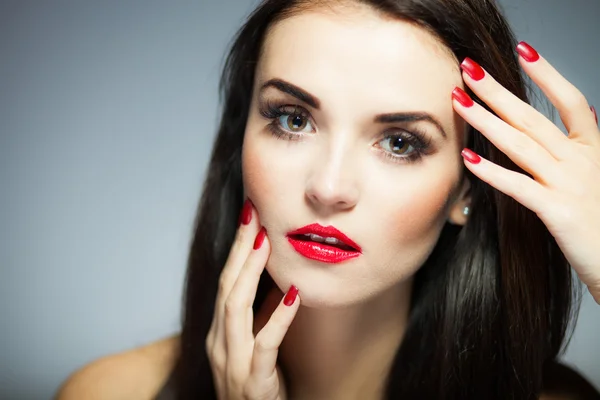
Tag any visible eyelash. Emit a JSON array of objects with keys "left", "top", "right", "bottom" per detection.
[{"left": 259, "top": 101, "right": 433, "bottom": 164}]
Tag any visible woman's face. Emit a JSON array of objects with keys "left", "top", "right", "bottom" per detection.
[{"left": 242, "top": 5, "right": 469, "bottom": 308}]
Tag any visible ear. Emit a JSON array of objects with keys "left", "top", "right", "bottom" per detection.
[{"left": 448, "top": 178, "right": 471, "bottom": 226}]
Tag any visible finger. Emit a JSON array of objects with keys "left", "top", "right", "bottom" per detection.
[
  {"left": 461, "top": 148, "right": 548, "bottom": 215},
  {"left": 213, "top": 199, "right": 260, "bottom": 321},
  {"left": 516, "top": 41, "right": 598, "bottom": 141},
  {"left": 225, "top": 228, "right": 271, "bottom": 375},
  {"left": 250, "top": 285, "right": 300, "bottom": 380},
  {"left": 217, "top": 200, "right": 260, "bottom": 309},
  {"left": 459, "top": 57, "right": 570, "bottom": 160},
  {"left": 212, "top": 200, "right": 259, "bottom": 368},
  {"left": 452, "top": 88, "right": 561, "bottom": 185}
]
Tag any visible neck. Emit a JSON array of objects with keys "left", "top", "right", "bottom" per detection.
[{"left": 278, "top": 279, "right": 413, "bottom": 400}]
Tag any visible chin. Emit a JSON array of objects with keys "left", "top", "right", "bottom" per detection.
[{"left": 265, "top": 254, "right": 385, "bottom": 309}]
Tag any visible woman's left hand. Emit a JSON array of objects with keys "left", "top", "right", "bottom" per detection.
[{"left": 451, "top": 41, "right": 600, "bottom": 304}]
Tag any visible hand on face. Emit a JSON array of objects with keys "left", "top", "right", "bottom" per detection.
[
  {"left": 206, "top": 199, "right": 300, "bottom": 400},
  {"left": 452, "top": 42, "right": 600, "bottom": 304}
]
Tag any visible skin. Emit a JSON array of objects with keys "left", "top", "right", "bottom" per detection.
[
  {"left": 243, "top": 6, "right": 469, "bottom": 308},
  {"left": 241, "top": 4, "right": 470, "bottom": 399},
  {"left": 55, "top": 2, "right": 600, "bottom": 399}
]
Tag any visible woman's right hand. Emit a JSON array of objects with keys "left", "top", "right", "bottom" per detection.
[{"left": 206, "top": 199, "right": 301, "bottom": 400}]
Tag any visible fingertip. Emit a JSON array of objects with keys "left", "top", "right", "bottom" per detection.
[
  {"left": 283, "top": 285, "right": 299, "bottom": 307},
  {"left": 238, "top": 198, "right": 253, "bottom": 226},
  {"left": 234, "top": 201, "right": 260, "bottom": 247},
  {"left": 461, "top": 148, "right": 481, "bottom": 164},
  {"left": 516, "top": 41, "right": 540, "bottom": 63},
  {"left": 452, "top": 87, "right": 475, "bottom": 108},
  {"left": 253, "top": 226, "right": 268, "bottom": 250}
]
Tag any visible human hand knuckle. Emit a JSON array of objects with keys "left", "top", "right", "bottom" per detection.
[
  {"left": 227, "top": 372, "right": 246, "bottom": 394},
  {"left": 205, "top": 334, "right": 214, "bottom": 354},
  {"left": 244, "top": 380, "right": 277, "bottom": 400},
  {"left": 271, "top": 313, "right": 289, "bottom": 332},
  {"left": 502, "top": 174, "right": 525, "bottom": 200},
  {"left": 564, "top": 91, "right": 588, "bottom": 110},
  {"left": 516, "top": 113, "right": 540, "bottom": 134},
  {"left": 214, "top": 350, "right": 227, "bottom": 371},
  {"left": 225, "top": 297, "right": 243, "bottom": 317},
  {"left": 510, "top": 136, "right": 530, "bottom": 159},
  {"left": 254, "top": 334, "right": 276, "bottom": 353},
  {"left": 218, "top": 273, "right": 233, "bottom": 294},
  {"left": 208, "top": 348, "right": 225, "bottom": 375}
]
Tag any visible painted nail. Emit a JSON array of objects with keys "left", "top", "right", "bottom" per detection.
[
  {"left": 461, "top": 148, "right": 481, "bottom": 164},
  {"left": 253, "top": 227, "right": 267, "bottom": 250},
  {"left": 238, "top": 199, "right": 252, "bottom": 226},
  {"left": 284, "top": 285, "right": 299, "bottom": 306},
  {"left": 592, "top": 106, "right": 598, "bottom": 125},
  {"left": 461, "top": 57, "right": 485, "bottom": 81},
  {"left": 452, "top": 87, "right": 474, "bottom": 108},
  {"left": 516, "top": 42, "right": 540, "bottom": 62}
]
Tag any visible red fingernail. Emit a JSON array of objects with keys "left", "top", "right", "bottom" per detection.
[
  {"left": 253, "top": 227, "right": 267, "bottom": 250},
  {"left": 452, "top": 87, "right": 474, "bottom": 108},
  {"left": 284, "top": 285, "right": 299, "bottom": 306},
  {"left": 238, "top": 199, "right": 252, "bottom": 226},
  {"left": 461, "top": 148, "right": 481, "bottom": 164},
  {"left": 516, "top": 41, "right": 540, "bottom": 62},
  {"left": 461, "top": 58, "right": 485, "bottom": 81},
  {"left": 592, "top": 106, "right": 598, "bottom": 125}
]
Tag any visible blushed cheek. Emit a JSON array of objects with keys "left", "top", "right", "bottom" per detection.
[
  {"left": 242, "top": 138, "right": 269, "bottom": 206},
  {"left": 241, "top": 135, "right": 291, "bottom": 224},
  {"left": 386, "top": 179, "right": 456, "bottom": 250}
]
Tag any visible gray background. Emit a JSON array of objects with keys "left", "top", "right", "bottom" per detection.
[{"left": 1, "top": 1, "right": 599, "bottom": 398}]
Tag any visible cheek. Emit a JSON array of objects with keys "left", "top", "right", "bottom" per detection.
[
  {"left": 241, "top": 132, "right": 293, "bottom": 216},
  {"left": 242, "top": 142, "right": 268, "bottom": 199},
  {"left": 363, "top": 173, "right": 459, "bottom": 292},
  {"left": 375, "top": 166, "right": 460, "bottom": 251},
  {"left": 390, "top": 185, "right": 450, "bottom": 240}
]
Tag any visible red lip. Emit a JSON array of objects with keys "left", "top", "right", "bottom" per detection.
[{"left": 286, "top": 223, "right": 362, "bottom": 264}]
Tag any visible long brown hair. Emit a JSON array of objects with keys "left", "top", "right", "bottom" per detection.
[{"left": 173, "top": 1, "right": 583, "bottom": 398}]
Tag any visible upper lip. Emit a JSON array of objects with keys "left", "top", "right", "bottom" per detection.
[{"left": 287, "top": 223, "right": 362, "bottom": 252}]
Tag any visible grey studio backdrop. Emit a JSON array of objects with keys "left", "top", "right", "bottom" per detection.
[{"left": 1, "top": 1, "right": 599, "bottom": 398}]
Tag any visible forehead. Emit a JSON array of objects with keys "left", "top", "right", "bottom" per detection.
[{"left": 256, "top": 7, "right": 463, "bottom": 113}]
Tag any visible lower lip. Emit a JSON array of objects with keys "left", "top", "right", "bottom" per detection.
[{"left": 286, "top": 237, "right": 361, "bottom": 264}]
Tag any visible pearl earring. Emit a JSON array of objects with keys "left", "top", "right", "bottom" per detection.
[{"left": 463, "top": 206, "right": 470, "bottom": 216}]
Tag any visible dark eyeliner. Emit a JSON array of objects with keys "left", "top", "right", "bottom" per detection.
[
  {"left": 259, "top": 99, "right": 311, "bottom": 140},
  {"left": 266, "top": 122, "right": 301, "bottom": 141},
  {"left": 258, "top": 99, "right": 434, "bottom": 164},
  {"left": 377, "top": 128, "right": 433, "bottom": 165}
]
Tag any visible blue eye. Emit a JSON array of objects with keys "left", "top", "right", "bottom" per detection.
[
  {"left": 278, "top": 113, "right": 313, "bottom": 133},
  {"left": 379, "top": 135, "right": 416, "bottom": 157}
]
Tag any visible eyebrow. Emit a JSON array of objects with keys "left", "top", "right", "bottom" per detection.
[
  {"left": 260, "top": 78, "right": 447, "bottom": 139},
  {"left": 260, "top": 79, "right": 320, "bottom": 109},
  {"left": 375, "top": 112, "right": 447, "bottom": 138}
]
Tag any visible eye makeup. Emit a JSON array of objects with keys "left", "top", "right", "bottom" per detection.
[
  {"left": 257, "top": 97, "right": 435, "bottom": 165},
  {"left": 375, "top": 128, "right": 432, "bottom": 164},
  {"left": 259, "top": 99, "right": 315, "bottom": 141}
]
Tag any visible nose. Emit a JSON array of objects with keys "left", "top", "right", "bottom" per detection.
[{"left": 305, "top": 148, "right": 360, "bottom": 213}]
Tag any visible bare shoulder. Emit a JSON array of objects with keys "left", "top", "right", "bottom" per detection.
[{"left": 55, "top": 334, "right": 180, "bottom": 400}]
